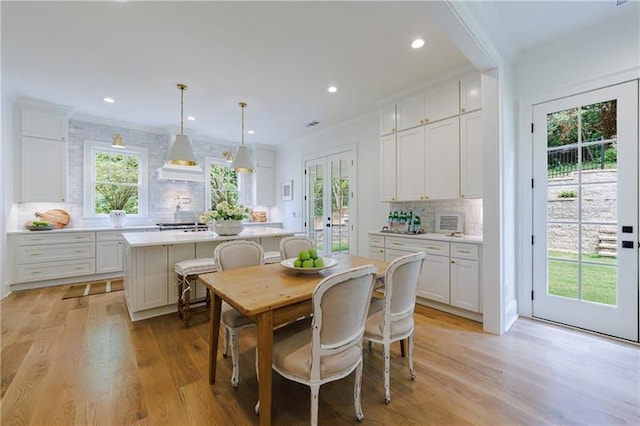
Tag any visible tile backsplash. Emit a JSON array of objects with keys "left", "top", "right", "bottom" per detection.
[{"left": 389, "top": 199, "right": 483, "bottom": 236}]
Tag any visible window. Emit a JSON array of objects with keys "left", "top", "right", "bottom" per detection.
[
  {"left": 205, "top": 157, "right": 246, "bottom": 209},
  {"left": 83, "top": 140, "right": 148, "bottom": 216}
]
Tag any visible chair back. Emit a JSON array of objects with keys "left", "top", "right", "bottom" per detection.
[
  {"left": 310, "top": 265, "right": 377, "bottom": 380},
  {"left": 279, "top": 236, "right": 315, "bottom": 259},
  {"left": 382, "top": 251, "right": 425, "bottom": 338},
  {"left": 214, "top": 240, "right": 265, "bottom": 271}
]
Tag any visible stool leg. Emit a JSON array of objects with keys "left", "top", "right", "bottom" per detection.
[
  {"left": 177, "top": 274, "right": 185, "bottom": 320},
  {"left": 184, "top": 275, "right": 193, "bottom": 328}
]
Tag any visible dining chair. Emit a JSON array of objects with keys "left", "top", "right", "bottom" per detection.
[
  {"left": 260, "top": 264, "right": 377, "bottom": 425},
  {"left": 213, "top": 239, "right": 265, "bottom": 388},
  {"left": 279, "top": 235, "right": 315, "bottom": 259},
  {"left": 363, "top": 251, "right": 425, "bottom": 404}
]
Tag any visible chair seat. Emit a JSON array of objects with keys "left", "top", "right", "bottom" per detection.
[
  {"left": 175, "top": 258, "right": 217, "bottom": 276},
  {"left": 365, "top": 300, "right": 414, "bottom": 340},
  {"left": 273, "top": 317, "right": 362, "bottom": 381},
  {"left": 221, "top": 302, "right": 254, "bottom": 328}
]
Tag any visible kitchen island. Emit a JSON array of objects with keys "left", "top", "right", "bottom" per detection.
[{"left": 122, "top": 227, "right": 299, "bottom": 321}]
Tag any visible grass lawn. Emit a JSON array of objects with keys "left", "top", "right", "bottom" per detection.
[{"left": 547, "top": 250, "right": 617, "bottom": 305}]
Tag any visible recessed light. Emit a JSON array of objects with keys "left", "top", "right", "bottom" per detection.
[
  {"left": 187, "top": 116, "right": 195, "bottom": 121},
  {"left": 103, "top": 97, "right": 115, "bottom": 103},
  {"left": 411, "top": 38, "right": 425, "bottom": 49},
  {"left": 327, "top": 86, "right": 338, "bottom": 93},
  {"left": 248, "top": 130, "right": 254, "bottom": 134}
]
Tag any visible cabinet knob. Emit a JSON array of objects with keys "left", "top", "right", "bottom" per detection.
[
  {"left": 461, "top": 107, "right": 466, "bottom": 113},
  {"left": 451, "top": 260, "right": 455, "bottom": 264},
  {"left": 424, "top": 118, "right": 429, "bottom": 123},
  {"left": 461, "top": 194, "right": 465, "bottom": 198}
]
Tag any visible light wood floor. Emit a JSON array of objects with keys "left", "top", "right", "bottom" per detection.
[{"left": 1, "top": 284, "right": 638, "bottom": 425}]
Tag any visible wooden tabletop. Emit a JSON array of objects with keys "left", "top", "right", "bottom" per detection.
[{"left": 198, "top": 255, "right": 388, "bottom": 318}]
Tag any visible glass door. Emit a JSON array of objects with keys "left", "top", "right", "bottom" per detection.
[
  {"left": 532, "top": 81, "right": 638, "bottom": 341},
  {"left": 304, "top": 150, "right": 354, "bottom": 256}
]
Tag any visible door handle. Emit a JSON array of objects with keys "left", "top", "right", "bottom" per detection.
[{"left": 621, "top": 241, "right": 635, "bottom": 249}]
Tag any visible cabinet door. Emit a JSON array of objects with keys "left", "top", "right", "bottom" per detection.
[
  {"left": 426, "top": 81, "right": 459, "bottom": 122},
  {"left": 460, "top": 111, "right": 483, "bottom": 199},
  {"left": 368, "top": 247, "right": 385, "bottom": 260},
  {"left": 396, "top": 127, "right": 426, "bottom": 201},
  {"left": 255, "top": 165, "right": 275, "bottom": 206},
  {"left": 380, "top": 105, "right": 397, "bottom": 135},
  {"left": 21, "top": 108, "right": 67, "bottom": 140},
  {"left": 396, "top": 95, "right": 425, "bottom": 131},
  {"left": 167, "top": 244, "right": 196, "bottom": 304},
  {"left": 96, "top": 240, "right": 124, "bottom": 273},
  {"left": 425, "top": 117, "right": 459, "bottom": 200},
  {"left": 460, "top": 75, "right": 482, "bottom": 114},
  {"left": 380, "top": 134, "right": 397, "bottom": 201},
  {"left": 450, "top": 258, "right": 479, "bottom": 312},
  {"left": 21, "top": 136, "right": 66, "bottom": 202},
  {"left": 133, "top": 246, "right": 169, "bottom": 311},
  {"left": 418, "top": 254, "right": 450, "bottom": 304}
]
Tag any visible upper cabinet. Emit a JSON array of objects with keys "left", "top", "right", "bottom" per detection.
[
  {"left": 396, "top": 80, "right": 460, "bottom": 132},
  {"left": 459, "top": 74, "right": 482, "bottom": 114},
  {"left": 379, "top": 74, "right": 483, "bottom": 201},
  {"left": 254, "top": 148, "right": 275, "bottom": 206},
  {"left": 17, "top": 102, "right": 71, "bottom": 202}
]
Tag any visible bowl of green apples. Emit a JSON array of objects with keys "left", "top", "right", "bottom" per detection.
[{"left": 280, "top": 249, "right": 338, "bottom": 274}]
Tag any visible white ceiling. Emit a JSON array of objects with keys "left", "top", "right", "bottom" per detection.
[{"left": 3, "top": 1, "right": 637, "bottom": 147}]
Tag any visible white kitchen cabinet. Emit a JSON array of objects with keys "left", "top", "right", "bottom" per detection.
[
  {"left": 396, "top": 81, "right": 460, "bottom": 133},
  {"left": 396, "top": 127, "right": 426, "bottom": 201},
  {"left": 18, "top": 104, "right": 70, "bottom": 202},
  {"left": 460, "top": 110, "right": 483, "bottom": 199},
  {"left": 12, "top": 232, "right": 96, "bottom": 283},
  {"left": 368, "top": 234, "right": 385, "bottom": 260},
  {"left": 425, "top": 116, "right": 460, "bottom": 200},
  {"left": 254, "top": 148, "right": 275, "bottom": 206},
  {"left": 420, "top": 254, "right": 451, "bottom": 304},
  {"left": 379, "top": 105, "right": 397, "bottom": 135},
  {"left": 459, "top": 74, "right": 482, "bottom": 114},
  {"left": 96, "top": 231, "right": 125, "bottom": 274},
  {"left": 450, "top": 242, "right": 480, "bottom": 312},
  {"left": 131, "top": 245, "right": 169, "bottom": 311},
  {"left": 380, "top": 134, "right": 397, "bottom": 202}
]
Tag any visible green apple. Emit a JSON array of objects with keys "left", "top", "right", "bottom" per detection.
[
  {"left": 302, "top": 259, "right": 315, "bottom": 268},
  {"left": 308, "top": 248, "right": 318, "bottom": 259},
  {"left": 293, "top": 259, "right": 302, "bottom": 268},
  {"left": 298, "top": 250, "right": 310, "bottom": 261},
  {"left": 313, "top": 257, "right": 324, "bottom": 267}
]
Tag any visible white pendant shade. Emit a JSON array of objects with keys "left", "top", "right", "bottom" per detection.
[
  {"left": 231, "top": 145, "right": 255, "bottom": 173},
  {"left": 167, "top": 133, "right": 198, "bottom": 165}
]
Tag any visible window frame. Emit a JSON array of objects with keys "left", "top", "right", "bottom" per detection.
[
  {"left": 204, "top": 156, "right": 250, "bottom": 210},
  {"left": 83, "top": 140, "right": 149, "bottom": 217}
]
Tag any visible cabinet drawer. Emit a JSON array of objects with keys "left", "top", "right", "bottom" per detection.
[
  {"left": 16, "top": 232, "right": 95, "bottom": 245},
  {"left": 17, "top": 242, "right": 95, "bottom": 264},
  {"left": 385, "top": 237, "right": 449, "bottom": 256},
  {"left": 451, "top": 243, "right": 479, "bottom": 260},
  {"left": 369, "top": 234, "right": 385, "bottom": 248},
  {"left": 17, "top": 259, "right": 96, "bottom": 282},
  {"left": 96, "top": 231, "right": 125, "bottom": 241}
]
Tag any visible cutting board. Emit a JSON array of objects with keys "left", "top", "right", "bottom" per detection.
[{"left": 35, "top": 209, "right": 70, "bottom": 229}]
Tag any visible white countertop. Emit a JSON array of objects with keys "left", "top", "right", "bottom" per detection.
[
  {"left": 370, "top": 230, "right": 483, "bottom": 244},
  {"left": 7, "top": 225, "right": 159, "bottom": 235},
  {"left": 123, "top": 226, "right": 300, "bottom": 247}
]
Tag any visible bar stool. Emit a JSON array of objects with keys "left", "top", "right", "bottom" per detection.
[{"left": 175, "top": 258, "right": 217, "bottom": 327}]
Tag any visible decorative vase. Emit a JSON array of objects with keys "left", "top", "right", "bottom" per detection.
[
  {"left": 109, "top": 210, "right": 127, "bottom": 228},
  {"left": 213, "top": 219, "right": 244, "bottom": 236}
]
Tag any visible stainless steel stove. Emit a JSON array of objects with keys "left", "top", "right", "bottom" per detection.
[{"left": 156, "top": 222, "right": 209, "bottom": 232}]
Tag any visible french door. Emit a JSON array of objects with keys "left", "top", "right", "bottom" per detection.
[
  {"left": 304, "top": 149, "right": 355, "bottom": 256},
  {"left": 532, "top": 80, "right": 638, "bottom": 341}
]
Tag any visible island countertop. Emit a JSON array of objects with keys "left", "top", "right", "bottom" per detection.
[{"left": 123, "top": 226, "right": 300, "bottom": 247}]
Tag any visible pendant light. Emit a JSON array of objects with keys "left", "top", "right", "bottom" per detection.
[
  {"left": 167, "top": 83, "right": 198, "bottom": 165},
  {"left": 111, "top": 133, "right": 125, "bottom": 149},
  {"left": 231, "top": 102, "right": 255, "bottom": 173}
]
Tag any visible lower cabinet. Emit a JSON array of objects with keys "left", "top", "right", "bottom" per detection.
[
  {"left": 96, "top": 231, "right": 125, "bottom": 274},
  {"left": 131, "top": 245, "right": 170, "bottom": 312},
  {"left": 370, "top": 233, "right": 482, "bottom": 314}
]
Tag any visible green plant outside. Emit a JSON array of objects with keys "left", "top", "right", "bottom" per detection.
[
  {"left": 556, "top": 190, "right": 578, "bottom": 198},
  {"left": 547, "top": 250, "right": 617, "bottom": 305}
]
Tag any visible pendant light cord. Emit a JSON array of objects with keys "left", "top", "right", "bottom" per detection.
[
  {"left": 239, "top": 102, "right": 247, "bottom": 146},
  {"left": 177, "top": 83, "right": 187, "bottom": 135}
]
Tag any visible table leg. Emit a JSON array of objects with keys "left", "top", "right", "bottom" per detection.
[
  {"left": 209, "top": 294, "right": 222, "bottom": 384},
  {"left": 257, "top": 311, "right": 274, "bottom": 426}
]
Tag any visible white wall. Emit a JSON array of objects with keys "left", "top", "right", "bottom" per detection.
[
  {"left": 274, "top": 112, "right": 386, "bottom": 257},
  {"left": 515, "top": 12, "right": 640, "bottom": 317}
]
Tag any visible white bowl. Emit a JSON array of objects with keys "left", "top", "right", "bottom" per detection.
[{"left": 280, "top": 257, "right": 338, "bottom": 274}]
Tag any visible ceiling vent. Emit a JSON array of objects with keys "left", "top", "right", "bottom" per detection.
[{"left": 306, "top": 121, "right": 320, "bottom": 127}]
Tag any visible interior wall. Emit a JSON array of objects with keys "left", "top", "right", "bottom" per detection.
[
  {"left": 0, "top": 92, "right": 13, "bottom": 298},
  {"left": 515, "top": 11, "right": 640, "bottom": 317},
  {"left": 274, "top": 112, "right": 385, "bottom": 257}
]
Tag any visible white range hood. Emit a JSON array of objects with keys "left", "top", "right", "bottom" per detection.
[{"left": 156, "top": 163, "right": 204, "bottom": 183}]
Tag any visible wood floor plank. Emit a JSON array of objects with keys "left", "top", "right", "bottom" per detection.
[{"left": 1, "top": 284, "right": 638, "bottom": 425}]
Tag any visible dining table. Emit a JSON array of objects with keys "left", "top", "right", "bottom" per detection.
[{"left": 198, "top": 254, "right": 389, "bottom": 426}]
